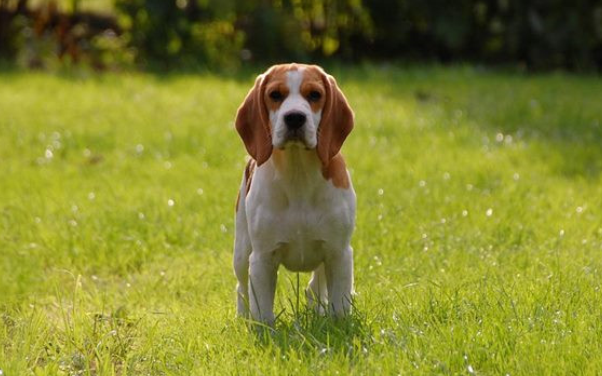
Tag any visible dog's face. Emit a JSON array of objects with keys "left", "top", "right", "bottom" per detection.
[
  {"left": 235, "top": 63, "right": 354, "bottom": 167},
  {"left": 264, "top": 66, "right": 325, "bottom": 150}
]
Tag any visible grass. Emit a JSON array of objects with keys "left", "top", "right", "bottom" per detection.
[{"left": 0, "top": 64, "right": 601, "bottom": 375}]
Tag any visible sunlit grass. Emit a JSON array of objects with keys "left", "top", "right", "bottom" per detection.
[{"left": 1, "top": 65, "right": 601, "bottom": 375}]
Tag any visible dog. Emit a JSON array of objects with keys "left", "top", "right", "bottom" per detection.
[{"left": 233, "top": 63, "right": 355, "bottom": 325}]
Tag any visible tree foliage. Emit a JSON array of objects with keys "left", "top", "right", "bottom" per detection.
[{"left": 1, "top": 0, "right": 601, "bottom": 70}]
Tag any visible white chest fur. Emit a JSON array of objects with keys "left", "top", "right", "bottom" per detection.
[{"left": 245, "top": 148, "right": 355, "bottom": 272}]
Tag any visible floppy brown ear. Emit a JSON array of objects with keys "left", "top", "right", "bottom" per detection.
[
  {"left": 235, "top": 74, "right": 273, "bottom": 166},
  {"left": 317, "top": 73, "right": 354, "bottom": 167}
]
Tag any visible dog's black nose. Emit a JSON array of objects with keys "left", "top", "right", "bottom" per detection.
[{"left": 284, "top": 112, "right": 306, "bottom": 130}]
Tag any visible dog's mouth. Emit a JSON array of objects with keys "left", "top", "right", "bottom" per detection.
[
  {"left": 279, "top": 140, "right": 313, "bottom": 150},
  {"left": 279, "top": 131, "right": 313, "bottom": 150}
]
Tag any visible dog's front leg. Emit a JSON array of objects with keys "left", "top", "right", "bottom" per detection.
[
  {"left": 325, "top": 246, "right": 354, "bottom": 317},
  {"left": 249, "top": 251, "right": 278, "bottom": 325}
]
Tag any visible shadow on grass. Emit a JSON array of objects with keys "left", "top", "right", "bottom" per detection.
[
  {"left": 243, "top": 273, "right": 373, "bottom": 357},
  {"left": 248, "top": 305, "right": 373, "bottom": 360}
]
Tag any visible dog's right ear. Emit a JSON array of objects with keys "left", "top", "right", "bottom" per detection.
[
  {"left": 235, "top": 74, "right": 273, "bottom": 166},
  {"left": 316, "top": 70, "right": 354, "bottom": 168}
]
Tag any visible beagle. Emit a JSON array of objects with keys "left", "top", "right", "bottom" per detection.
[{"left": 233, "top": 63, "right": 355, "bottom": 325}]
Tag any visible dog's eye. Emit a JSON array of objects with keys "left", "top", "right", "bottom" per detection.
[
  {"left": 269, "top": 91, "right": 284, "bottom": 102},
  {"left": 308, "top": 90, "right": 322, "bottom": 102}
]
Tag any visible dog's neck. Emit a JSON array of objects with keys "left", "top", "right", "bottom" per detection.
[{"left": 268, "top": 146, "right": 323, "bottom": 194}]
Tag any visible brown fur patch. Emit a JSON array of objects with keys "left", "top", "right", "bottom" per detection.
[
  {"left": 245, "top": 159, "right": 256, "bottom": 195},
  {"left": 235, "top": 75, "right": 272, "bottom": 165},
  {"left": 263, "top": 65, "right": 293, "bottom": 113},
  {"left": 300, "top": 67, "right": 327, "bottom": 113},
  {"left": 316, "top": 74, "right": 354, "bottom": 168},
  {"left": 236, "top": 158, "right": 257, "bottom": 212},
  {"left": 322, "top": 153, "right": 350, "bottom": 189},
  {"left": 270, "top": 148, "right": 286, "bottom": 172}
]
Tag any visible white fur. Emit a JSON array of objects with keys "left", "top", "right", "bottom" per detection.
[
  {"left": 233, "top": 72, "right": 355, "bottom": 324},
  {"left": 271, "top": 69, "right": 321, "bottom": 150}
]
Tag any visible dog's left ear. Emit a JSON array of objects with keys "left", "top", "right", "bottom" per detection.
[
  {"left": 235, "top": 74, "right": 273, "bottom": 166},
  {"left": 317, "top": 72, "right": 354, "bottom": 167}
]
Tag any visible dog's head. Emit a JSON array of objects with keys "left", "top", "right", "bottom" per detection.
[{"left": 235, "top": 63, "right": 354, "bottom": 167}]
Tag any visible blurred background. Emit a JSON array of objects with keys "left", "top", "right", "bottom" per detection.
[{"left": 1, "top": 0, "right": 601, "bottom": 71}]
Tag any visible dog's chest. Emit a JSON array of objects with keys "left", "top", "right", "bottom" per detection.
[
  {"left": 248, "top": 177, "right": 348, "bottom": 271},
  {"left": 275, "top": 201, "right": 329, "bottom": 271}
]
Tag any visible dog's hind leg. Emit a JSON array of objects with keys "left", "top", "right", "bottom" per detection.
[
  {"left": 325, "top": 246, "right": 354, "bottom": 317},
  {"left": 233, "top": 233, "right": 251, "bottom": 317},
  {"left": 233, "top": 175, "right": 252, "bottom": 317},
  {"left": 306, "top": 263, "right": 328, "bottom": 314}
]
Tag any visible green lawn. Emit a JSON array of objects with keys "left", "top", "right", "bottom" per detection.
[{"left": 1, "top": 65, "right": 601, "bottom": 375}]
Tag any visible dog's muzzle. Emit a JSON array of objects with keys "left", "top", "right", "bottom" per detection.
[{"left": 282, "top": 111, "right": 309, "bottom": 145}]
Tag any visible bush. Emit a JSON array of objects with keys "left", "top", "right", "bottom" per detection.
[
  {"left": 2, "top": 0, "right": 601, "bottom": 70},
  {"left": 114, "top": 0, "right": 371, "bottom": 68},
  {"left": 363, "top": 0, "right": 602, "bottom": 70},
  {"left": 113, "top": 0, "right": 601, "bottom": 70},
  {"left": 115, "top": 0, "right": 244, "bottom": 69},
  {"left": 236, "top": 0, "right": 372, "bottom": 61},
  {"left": 0, "top": 0, "right": 128, "bottom": 70}
]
